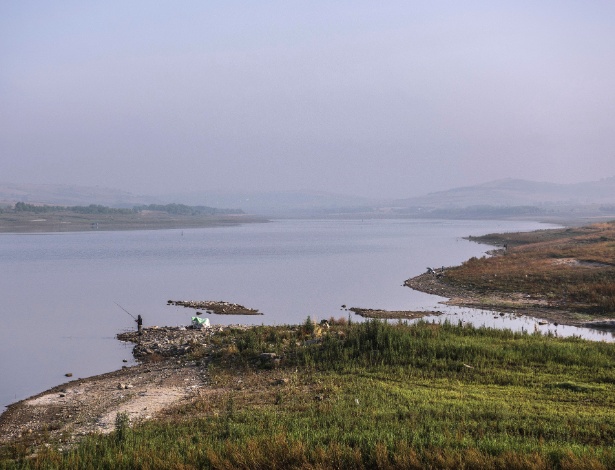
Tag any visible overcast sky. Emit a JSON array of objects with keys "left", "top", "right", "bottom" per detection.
[{"left": 2, "top": 1, "right": 615, "bottom": 199}]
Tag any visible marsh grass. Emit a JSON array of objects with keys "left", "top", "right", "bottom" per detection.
[{"left": 2, "top": 321, "right": 614, "bottom": 469}]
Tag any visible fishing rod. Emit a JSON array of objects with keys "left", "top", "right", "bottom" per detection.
[{"left": 114, "top": 302, "right": 137, "bottom": 321}]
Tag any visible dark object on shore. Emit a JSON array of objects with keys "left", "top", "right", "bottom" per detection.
[
  {"left": 168, "top": 300, "right": 262, "bottom": 315},
  {"left": 581, "top": 319, "right": 615, "bottom": 330}
]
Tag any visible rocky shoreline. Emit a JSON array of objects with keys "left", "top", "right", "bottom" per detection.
[{"left": 0, "top": 325, "right": 246, "bottom": 447}]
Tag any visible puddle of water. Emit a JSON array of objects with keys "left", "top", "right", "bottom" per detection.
[{"left": 411, "top": 303, "right": 615, "bottom": 342}]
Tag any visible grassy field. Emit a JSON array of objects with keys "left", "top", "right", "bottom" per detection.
[
  {"left": 2, "top": 319, "right": 614, "bottom": 469},
  {"left": 451, "top": 221, "right": 615, "bottom": 315}
]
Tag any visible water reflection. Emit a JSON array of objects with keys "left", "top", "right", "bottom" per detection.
[{"left": 413, "top": 305, "right": 615, "bottom": 342}]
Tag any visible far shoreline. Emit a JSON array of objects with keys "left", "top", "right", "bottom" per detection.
[{"left": 0, "top": 212, "right": 269, "bottom": 234}]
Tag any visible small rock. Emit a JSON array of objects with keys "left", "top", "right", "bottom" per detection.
[
  {"left": 65, "top": 373, "right": 73, "bottom": 377},
  {"left": 59, "top": 393, "right": 66, "bottom": 398},
  {"left": 118, "top": 383, "right": 126, "bottom": 390}
]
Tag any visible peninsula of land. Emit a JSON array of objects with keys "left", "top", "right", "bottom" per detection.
[
  {"left": 405, "top": 221, "right": 615, "bottom": 328},
  {"left": 0, "top": 203, "right": 267, "bottom": 233}
]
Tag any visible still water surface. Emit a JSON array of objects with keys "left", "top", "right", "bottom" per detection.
[{"left": 1, "top": 219, "right": 613, "bottom": 409}]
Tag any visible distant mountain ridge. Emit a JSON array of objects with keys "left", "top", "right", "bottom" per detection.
[
  {"left": 394, "top": 177, "right": 615, "bottom": 209},
  {"left": 2, "top": 177, "right": 615, "bottom": 218}
]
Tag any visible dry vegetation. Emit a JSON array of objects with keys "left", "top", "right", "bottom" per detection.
[{"left": 445, "top": 221, "right": 615, "bottom": 316}]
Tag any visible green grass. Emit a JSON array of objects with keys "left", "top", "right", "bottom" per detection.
[{"left": 2, "top": 320, "right": 614, "bottom": 469}]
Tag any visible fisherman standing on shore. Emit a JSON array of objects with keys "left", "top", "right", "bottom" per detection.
[{"left": 136, "top": 314, "right": 143, "bottom": 335}]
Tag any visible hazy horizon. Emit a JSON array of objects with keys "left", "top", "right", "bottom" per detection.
[{"left": 3, "top": 2, "right": 615, "bottom": 200}]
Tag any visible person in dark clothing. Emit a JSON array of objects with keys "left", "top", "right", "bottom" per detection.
[{"left": 136, "top": 314, "right": 143, "bottom": 335}]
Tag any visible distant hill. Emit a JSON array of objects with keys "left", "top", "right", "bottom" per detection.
[
  {"left": 393, "top": 177, "right": 615, "bottom": 209},
  {"left": 3, "top": 178, "right": 615, "bottom": 220},
  {"left": 161, "top": 189, "right": 375, "bottom": 215},
  {"left": 389, "top": 177, "right": 615, "bottom": 221},
  {"left": 0, "top": 182, "right": 160, "bottom": 208}
]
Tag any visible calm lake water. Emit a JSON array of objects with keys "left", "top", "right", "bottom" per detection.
[{"left": 1, "top": 218, "right": 613, "bottom": 409}]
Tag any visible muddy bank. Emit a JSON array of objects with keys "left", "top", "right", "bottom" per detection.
[
  {"left": 404, "top": 272, "right": 604, "bottom": 328},
  {"left": 350, "top": 307, "right": 443, "bottom": 320}
]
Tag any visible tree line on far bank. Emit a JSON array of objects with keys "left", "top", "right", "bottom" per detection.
[{"left": 4, "top": 202, "right": 243, "bottom": 215}]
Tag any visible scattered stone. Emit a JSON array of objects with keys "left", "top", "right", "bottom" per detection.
[
  {"left": 167, "top": 300, "right": 262, "bottom": 315},
  {"left": 65, "top": 373, "right": 72, "bottom": 377}
]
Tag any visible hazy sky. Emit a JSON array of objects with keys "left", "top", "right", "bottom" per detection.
[{"left": 2, "top": 1, "right": 615, "bottom": 199}]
